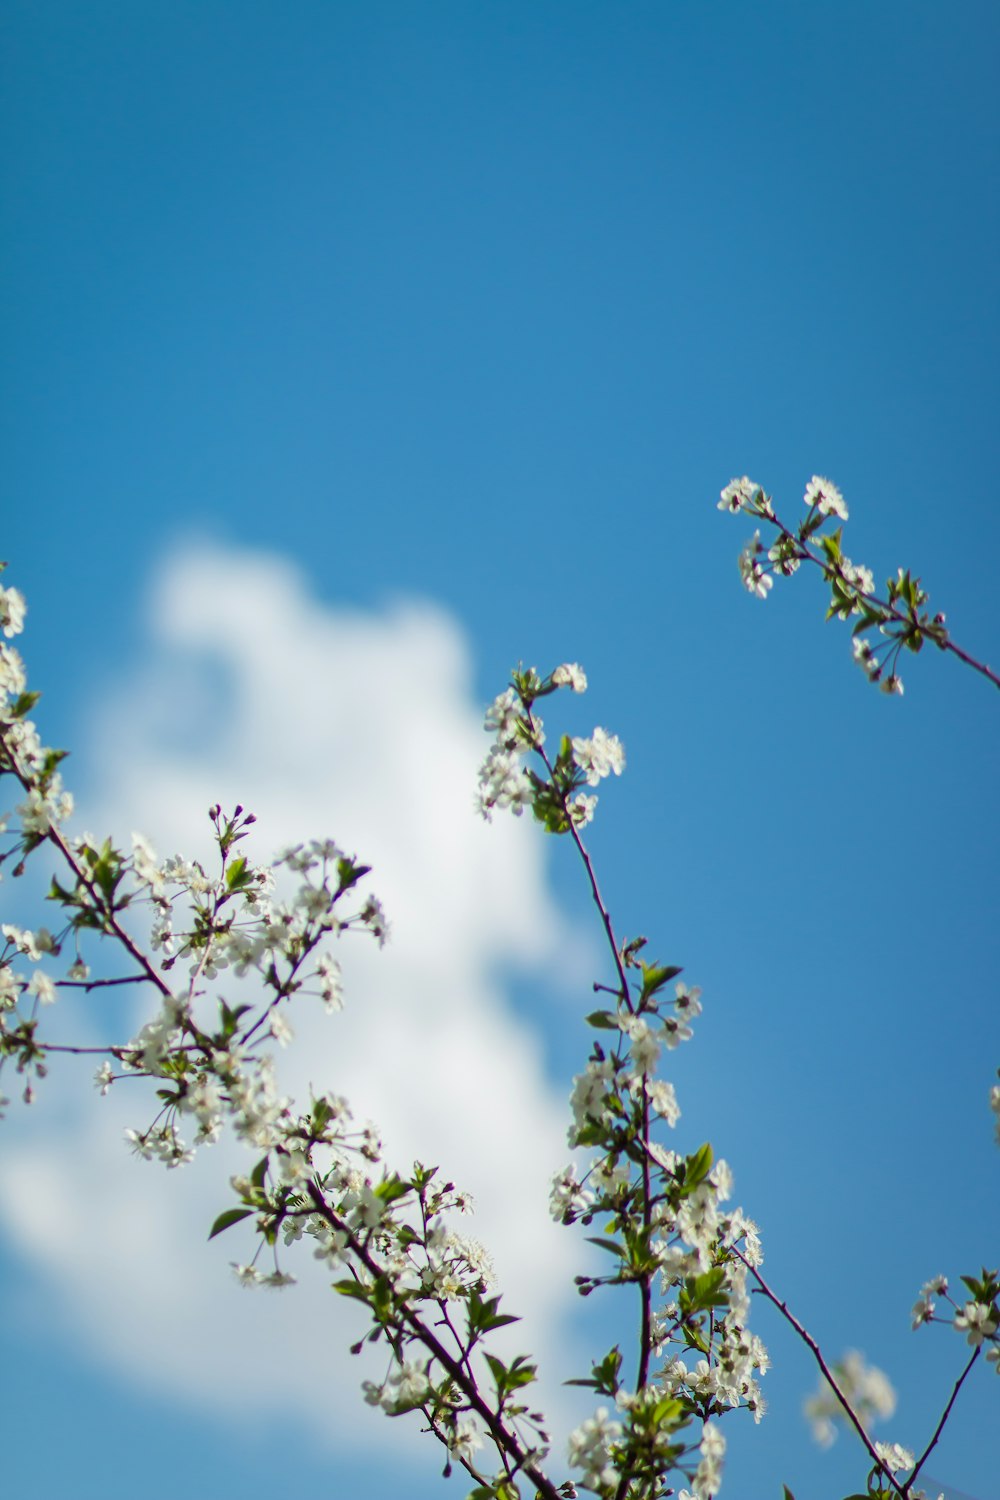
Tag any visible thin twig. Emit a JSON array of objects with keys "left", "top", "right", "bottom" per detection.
[
  {"left": 907, "top": 1346, "right": 980, "bottom": 1492},
  {"left": 731, "top": 1246, "right": 903, "bottom": 1494},
  {"left": 530, "top": 720, "right": 630, "bottom": 1002},
  {"left": 763, "top": 508, "right": 1000, "bottom": 692}
]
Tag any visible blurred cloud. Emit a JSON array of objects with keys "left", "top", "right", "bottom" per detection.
[{"left": 0, "top": 540, "right": 594, "bottom": 1457}]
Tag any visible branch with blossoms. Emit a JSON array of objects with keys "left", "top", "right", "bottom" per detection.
[
  {"left": 479, "top": 665, "right": 772, "bottom": 1499},
  {"left": 717, "top": 475, "right": 1000, "bottom": 696},
  {"left": 0, "top": 566, "right": 563, "bottom": 1497},
  {"left": 0, "top": 554, "right": 763, "bottom": 1499},
  {"left": 2, "top": 556, "right": 998, "bottom": 1500},
  {"left": 476, "top": 664, "right": 998, "bottom": 1500}
]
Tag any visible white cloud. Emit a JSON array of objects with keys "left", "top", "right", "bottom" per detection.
[{"left": 0, "top": 541, "right": 597, "bottom": 1463}]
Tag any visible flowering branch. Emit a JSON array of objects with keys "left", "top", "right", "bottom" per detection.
[
  {"left": 479, "top": 663, "right": 768, "bottom": 1498},
  {"left": 2, "top": 555, "right": 996, "bottom": 1500},
  {"left": 304, "top": 1177, "right": 563, "bottom": 1500},
  {"left": 718, "top": 475, "right": 1000, "bottom": 695}
]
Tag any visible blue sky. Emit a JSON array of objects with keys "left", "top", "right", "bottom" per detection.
[{"left": 1, "top": 4, "right": 997, "bottom": 1498}]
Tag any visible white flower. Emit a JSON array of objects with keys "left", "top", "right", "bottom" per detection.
[
  {"left": 124, "top": 1128, "right": 154, "bottom": 1161},
  {"left": 552, "top": 662, "right": 588, "bottom": 693},
  {"left": 661, "top": 1012, "right": 693, "bottom": 1049},
  {"left": 804, "top": 1350, "right": 895, "bottom": 1447},
  {"left": 131, "top": 832, "right": 165, "bottom": 895},
  {"left": 718, "top": 476, "right": 763, "bottom": 514},
  {"left": 804, "top": 474, "right": 848, "bottom": 520},
  {"left": 448, "top": 1417, "right": 483, "bottom": 1461},
  {"left": 0, "top": 584, "right": 26, "bottom": 637},
  {"left": 567, "top": 1407, "right": 622, "bottom": 1491},
  {"left": 571, "top": 792, "right": 598, "bottom": 827},
  {"left": 316, "top": 952, "right": 344, "bottom": 1012},
  {"left": 700, "top": 1421, "right": 725, "bottom": 1461},
  {"left": 726, "top": 1209, "right": 763, "bottom": 1266},
  {"left": 842, "top": 558, "right": 875, "bottom": 598},
  {"left": 875, "top": 1440, "right": 914, "bottom": 1475},
  {"left": 232, "top": 1262, "right": 264, "bottom": 1287},
  {"left": 269, "top": 1010, "right": 294, "bottom": 1047},
  {"left": 571, "top": 727, "right": 625, "bottom": 786},
  {"left": 693, "top": 1420, "right": 725, "bottom": 1498},
  {"left": 384, "top": 1361, "right": 430, "bottom": 1410},
  {"left": 26, "top": 970, "right": 56, "bottom": 1005},
  {"left": 648, "top": 1140, "right": 679, "bottom": 1174},
  {"left": 0, "top": 967, "right": 22, "bottom": 1010},
  {"left": 0, "top": 645, "right": 26, "bottom": 696},
  {"left": 94, "top": 1061, "right": 114, "bottom": 1095},
  {"left": 710, "top": 1158, "right": 733, "bottom": 1200},
  {"left": 476, "top": 744, "right": 534, "bottom": 819},
  {"left": 620, "top": 1013, "right": 661, "bottom": 1075},
  {"left": 954, "top": 1300, "right": 998, "bottom": 1346},
  {"left": 911, "top": 1274, "right": 947, "bottom": 1328},
  {"left": 262, "top": 1270, "right": 296, "bottom": 1289},
  {"left": 879, "top": 673, "right": 904, "bottom": 696},
  {"left": 674, "top": 982, "right": 702, "bottom": 1020},
  {"left": 738, "top": 532, "right": 772, "bottom": 599},
  {"left": 645, "top": 1077, "right": 680, "bottom": 1126},
  {"left": 550, "top": 1163, "right": 593, "bottom": 1220},
  {"left": 17, "top": 783, "right": 74, "bottom": 835},
  {"left": 359, "top": 896, "right": 389, "bottom": 946},
  {"left": 853, "top": 635, "right": 880, "bottom": 680},
  {"left": 483, "top": 686, "right": 522, "bottom": 741},
  {"left": 2, "top": 924, "right": 41, "bottom": 959}
]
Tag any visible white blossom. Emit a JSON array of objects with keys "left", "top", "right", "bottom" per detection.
[
  {"left": 954, "top": 1300, "right": 998, "bottom": 1346},
  {"left": 571, "top": 727, "right": 625, "bottom": 786},
  {"left": 718, "top": 476, "right": 763, "bottom": 514},
  {"left": 0, "top": 584, "right": 26, "bottom": 637},
  {"left": 875, "top": 1440, "right": 914, "bottom": 1475},
  {"left": 738, "top": 532, "right": 772, "bottom": 599},
  {"left": 552, "top": 662, "right": 588, "bottom": 693},
  {"left": 567, "top": 1407, "right": 622, "bottom": 1491},
  {"left": 803, "top": 474, "right": 848, "bottom": 520}
]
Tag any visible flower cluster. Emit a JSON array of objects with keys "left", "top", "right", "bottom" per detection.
[
  {"left": 910, "top": 1266, "right": 1000, "bottom": 1368},
  {"left": 477, "top": 664, "right": 623, "bottom": 832}
]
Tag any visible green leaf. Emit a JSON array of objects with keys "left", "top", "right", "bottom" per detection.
[
  {"left": 585, "top": 1236, "right": 623, "bottom": 1257},
  {"left": 10, "top": 690, "right": 41, "bottom": 719},
  {"left": 336, "top": 857, "right": 372, "bottom": 893},
  {"left": 466, "top": 1289, "right": 520, "bottom": 1336},
  {"left": 585, "top": 1010, "right": 618, "bottom": 1029},
  {"left": 504, "top": 1356, "right": 537, "bottom": 1390},
  {"left": 375, "top": 1173, "right": 410, "bottom": 1206},
  {"left": 683, "top": 1142, "right": 714, "bottom": 1190},
  {"left": 782, "top": 1488, "right": 796, "bottom": 1500},
  {"left": 208, "top": 1207, "right": 253, "bottom": 1240},
  {"left": 639, "top": 962, "right": 683, "bottom": 1001},
  {"left": 332, "top": 1278, "right": 371, "bottom": 1303}
]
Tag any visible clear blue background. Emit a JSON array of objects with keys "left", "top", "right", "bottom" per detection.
[{"left": 1, "top": 4, "right": 997, "bottom": 1497}]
